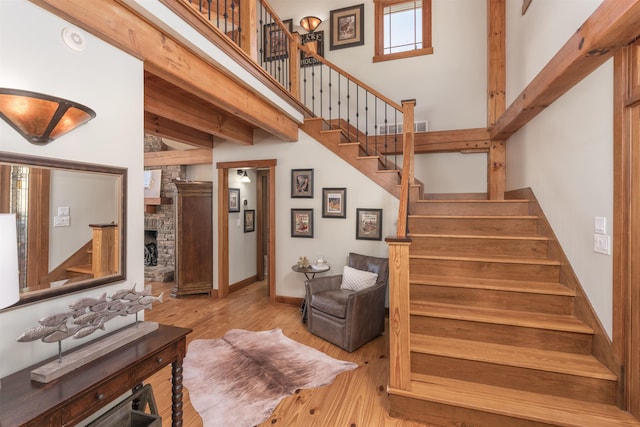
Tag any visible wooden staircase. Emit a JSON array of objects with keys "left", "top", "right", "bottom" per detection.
[
  {"left": 300, "top": 117, "right": 425, "bottom": 200},
  {"left": 387, "top": 194, "right": 640, "bottom": 426}
]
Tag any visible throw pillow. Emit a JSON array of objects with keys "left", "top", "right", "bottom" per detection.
[{"left": 340, "top": 265, "right": 378, "bottom": 292}]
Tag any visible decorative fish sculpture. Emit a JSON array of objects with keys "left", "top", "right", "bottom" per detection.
[
  {"left": 17, "top": 321, "right": 68, "bottom": 342},
  {"left": 106, "top": 300, "right": 128, "bottom": 312},
  {"left": 138, "top": 292, "right": 163, "bottom": 306},
  {"left": 73, "top": 310, "right": 109, "bottom": 326},
  {"left": 38, "top": 309, "right": 84, "bottom": 327},
  {"left": 69, "top": 292, "right": 107, "bottom": 311},
  {"left": 121, "top": 284, "right": 153, "bottom": 302},
  {"left": 110, "top": 284, "right": 137, "bottom": 301},
  {"left": 124, "top": 302, "right": 152, "bottom": 315},
  {"left": 41, "top": 325, "right": 83, "bottom": 343},
  {"left": 73, "top": 318, "right": 106, "bottom": 339}
]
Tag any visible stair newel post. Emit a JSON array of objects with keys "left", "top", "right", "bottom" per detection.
[
  {"left": 240, "top": 0, "right": 257, "bottom": 59},
  {"left": 386, "top": 238, "right": 412, "bottom": 391},
  {"left": 289, "top": 32, "right": 301, "bottom": 100},
  {"left": 397, "top": 99, "right": 416, "bottom": 237}
]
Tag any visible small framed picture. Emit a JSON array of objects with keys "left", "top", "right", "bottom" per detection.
[
  {"left": 291, "top": 169, "right": 314, "bottom": 198},
  {"left": 356, "top": 208, "right": 383, "bottom": 240},
  {"left": 228, "top": 188, "right": 240, "bottom": 212},
  {"left": 264, "top": 19, "right": 292, "bottom": 62},
  {"left": 244, "top": 209, "right": 255, "bottom": 233},
  {"left": 330, "top": 4, "right": 364, "bottom": 50},
  {"left": 291, "top": 208, "right": 314, "bottom": 238},
  {"left": 322, "top": 188, "right": 347, "bottom": 218}
]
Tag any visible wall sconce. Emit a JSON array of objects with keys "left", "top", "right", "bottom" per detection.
[
  {"left": 0, "top": 88, "right": 96, "bottom": 145},
  {"left": 238, "top": 169, "right": 251, "bottom": 183},
  {"left": 300, "top": 16, "right": 322, "bottom": 32}
]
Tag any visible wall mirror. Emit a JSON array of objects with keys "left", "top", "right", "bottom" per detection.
[{"left": 0, "top": 152, "right": 126, "bottom": 306}]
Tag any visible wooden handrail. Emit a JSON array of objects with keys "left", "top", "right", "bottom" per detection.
[{"left": 397, "top": 99, "right": 416, "bottom": 237}]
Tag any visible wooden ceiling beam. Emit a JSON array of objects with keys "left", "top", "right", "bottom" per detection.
[
  {"left": 145, "top": 112, "right": 215, "bottom": 149},
  {"left": 144, "top": 149, "right": 212, "bottom": 167},
  {"left": 380, "top": 128, "right": 490, "bottom": 154},
  {"left": 145, "top": 74, "right": 254, "bottom": 145},
  {"left": 29, "top": 0, "right": 300, "bottom": 142},
  {"left": 491, "top": 0, "right": 640, "bottom": 140}
]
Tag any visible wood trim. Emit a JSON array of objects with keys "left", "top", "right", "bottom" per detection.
[
  {"left": 614, "top": 39, "right": 640, "bottom": 415},
  {"left": 30, "top": 0, "right": 300, "bottom": 142},
  {"left": 490, "top": 0, "right": 640, "bottom": 140},
  {"left": 144, "top": 112, "right": 215, "bottom": 149},
  {"left": 217, "top": 168, "right": 229, "bottom": 299},
  {"left": 144, "top": 149, "right": 212, "bottom": 167},
  {"left": 27, "top": 168, "right": 49, "bottom": 291},
  {"left": 268, "top": 164, "right": 277, "bottom": 304},
  {"left": 229, "top": 275, "right": 258, "bottom": 293},
  {"left": 487, "top": 0, "right": 506, "bottom": 127},
  {"left": 0, "top": 165, "right": 9, "bottom": 213},
  {"left": 380, "top": 128, "right": 490, "bottom": 154},
  {"left": 488, "top": 140, "right": 506, "bottom": 200}
]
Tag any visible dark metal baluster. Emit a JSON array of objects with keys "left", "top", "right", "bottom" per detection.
[
  {"left": 319, "top": 65, "right": 323, "bottom": 119},
  {"left": 236, "top": 1, "right": 241, "bottom": 47},
  {"left": 355, "top": 84, "right": 359, "bottom": 144},
  {"left": 384, "top": 102, "right": 388, "bottom": 168},
  {"left": 365, "top": 91, "right": 369, "bottom": 154},
  {"left": 328, "top": 68, "right": 332, "bottom": 128},
  {"left": 223, "top": 0, "right": 229, "bottom": 35}
]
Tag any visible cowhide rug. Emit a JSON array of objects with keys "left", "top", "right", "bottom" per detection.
[{"left": 182, "top": 328, "right": 358, "bottom": 427}]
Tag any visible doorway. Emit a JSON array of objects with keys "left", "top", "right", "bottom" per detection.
[{"left": 217, "top": 160, "right": 277, "bottom": 303}]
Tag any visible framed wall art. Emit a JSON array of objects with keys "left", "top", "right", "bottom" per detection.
[
  {"left": 244, "top": 209, "right": 255, "bottom": 233},
  {"left": 300, "top": 31, "right": 324, "bottom": 67},
  {"left": 264, "top": 19, "right": 292, "bottom": 62},
  {"left": 291, "top": 168, "right": 314, "bottom": 198},
  {"left": 330, "top": 4, "right": 364, "bottom": 50},
  {"left": 322, "top": 188, "right": 347, "bottom": 218},
  {"left": 228, "top": 188, "right": 240, "bottom": 212},
  {"left": 291, "top": 208, "right": 314, "bottom": 238},
  {"left": 356, "top": 208, "right": 383, "bottom": 240}
]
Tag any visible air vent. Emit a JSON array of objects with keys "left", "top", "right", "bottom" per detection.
[{"left": 377, "top": 121, "right": 428, "bottom": 135}]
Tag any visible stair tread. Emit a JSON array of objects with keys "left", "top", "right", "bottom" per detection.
[
  {"left": 411, "top": 334, "right": 612, "bottom": 379},
  {"left": 410, "top": 274, "right": 575, "bottom": 296},
  {"left": 66, "top": 264, "right": 92, "bottom": 274},
  {"left": 410, "top": 233, "right": 550, "bottom": 241},
  {"left": 411, "top": 301, "right": 592, "bottom": 333},
  {"left": 389, "top": 374, "right": 639, "bottom": 427},
  {"left": 415, "top": 199, "right": 531, "bottom": 204},
  {"left": 409, "top": 214, "right": 538, "bottom": 219},
  {"left": 410, "top": 253, "right": 561, "bottom": 265}
]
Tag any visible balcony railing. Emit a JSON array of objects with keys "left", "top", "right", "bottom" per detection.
[{"left": 181, "top": 0, "right": 414, "bottom": 237}]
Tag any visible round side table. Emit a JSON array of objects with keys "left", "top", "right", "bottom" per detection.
[{"left": 292, "top": 263, "right": 330, "bottom": 322}]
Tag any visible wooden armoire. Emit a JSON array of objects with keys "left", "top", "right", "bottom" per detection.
[{"left": 172, "top": 181, "right": 213, "bottom": 297}]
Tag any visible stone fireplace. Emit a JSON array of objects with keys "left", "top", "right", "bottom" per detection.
[{"left": 143, "top": 135, "right": 185, "bottom": 282}]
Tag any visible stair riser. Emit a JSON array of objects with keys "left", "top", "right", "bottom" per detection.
[
  {"left": 411, "top": 201, "right": 532, "bottom": 216},
  {"left": 410, "top": 258, "right": 560, "bottom": 282},
  {"left": 411, "top": 353, "right": 616, "bottom": 404},
  {"left": 409, "top": 217, "right": 539, "bottom": 236},
  {"left": 410, "top": 236, "right": 550, "bottom": 259},
  {"left": 411, "top": 284, "right": 573, "bottom": 315},
  {"left": 410, "top": 315, "right": 592, "bottom": 354},
  {"left": 389, "top": 395, "right": 556, "bottom": 427}
]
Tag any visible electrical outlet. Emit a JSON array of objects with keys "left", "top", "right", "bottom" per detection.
[
  {"left": 595, "top": 216, "right": 606, "bottom": 234},
  {"left": 594, "top": 234, "right": 610, "bottom": 255}
]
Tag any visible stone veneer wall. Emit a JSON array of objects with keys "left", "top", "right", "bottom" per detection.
[{"left": 144, "top": 135, "right": 185, "bottom": 269}]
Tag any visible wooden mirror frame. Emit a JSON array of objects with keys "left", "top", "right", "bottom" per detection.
[{"left": 0, "top": 152, "right": 127, "bottom": 307}]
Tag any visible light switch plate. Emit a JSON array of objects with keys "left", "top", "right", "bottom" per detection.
[
  {"left": 58, "top": 206, "right": 70, "bottom": 216},
  {"left": 595, "top": 216, "right": 606, "bottom": 234},
  {"left": 54, "top": 216, "right": 70, "bottom": 227},
  {"left": 594, "top": 234, "right": 610, "bottom": 255}
]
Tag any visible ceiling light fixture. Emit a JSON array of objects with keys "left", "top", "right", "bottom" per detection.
[
  {"left": 238, "top": 169, "right": 251, "bottom": 183},
  {"left": 0, "top": 88, "right": 96, "bottom": 145},
  {"left": 300, "top": 16, "right": 322, "bottom": 32}
]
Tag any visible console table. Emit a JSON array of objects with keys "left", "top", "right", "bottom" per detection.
[{"left": 0, "top": 324, "right": 191, "bottom": 427}]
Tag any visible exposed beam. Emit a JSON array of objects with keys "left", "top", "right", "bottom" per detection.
[
  {"left": 144, "top": 149, "right": 212, "bottom": 167},
  {"left": 145, "top": 73, "right": 254, "bottom": 145},
  {"left": 145, "top": 112, "right": 215, "bottom": 148},
  {"left": 29, "top": 0, "right": 300, "bottom": 142},
  {"left": 381, "top": 128, "right": 490, "bottom": 154},
  {"left": 491, "top": 0, "right": 640, "bottom": 140}
]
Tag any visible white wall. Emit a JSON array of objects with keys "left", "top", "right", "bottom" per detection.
[
  {"left": 0, "top": 1, "right": 144, "bottom": 375},
  {"left": 505, "top": 0, "right": 613, "bottom": 336},
  {"left": 213, "top": 130, "right": 398, "bottom": 298}
]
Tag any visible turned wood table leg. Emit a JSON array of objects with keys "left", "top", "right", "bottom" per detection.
[{"left": 172, "top": 358, "right": 184, "bottom": 427}]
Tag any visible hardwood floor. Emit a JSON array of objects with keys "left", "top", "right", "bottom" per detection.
[{"left": 144, "top": 280, "right": 430, "bottom": 427}]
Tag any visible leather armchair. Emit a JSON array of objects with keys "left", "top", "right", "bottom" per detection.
[{"left": 304, "top": 252, "right": 389, "bottom": 352}]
